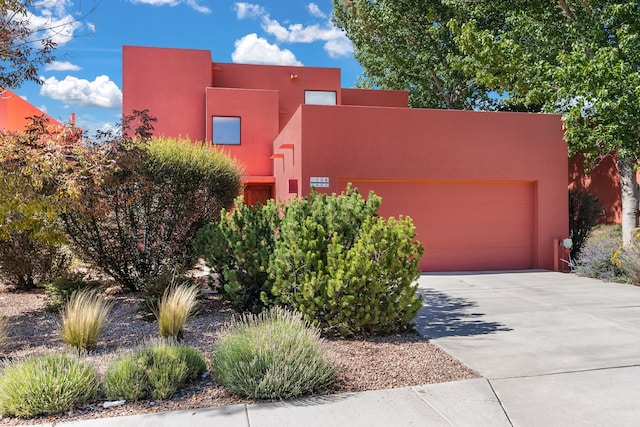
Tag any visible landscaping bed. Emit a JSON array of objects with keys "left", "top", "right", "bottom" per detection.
[{"left": 0, "top": 283, "right": 478, "bottom": 426}]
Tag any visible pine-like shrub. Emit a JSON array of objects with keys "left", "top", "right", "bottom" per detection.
[
  {"left": 211, "top": 307, "right": 335, "bottom": 399},
  {"left": 102, "top": 339, "right": 206, "bottom": 401},
  {"left": 60, "top": 289, "right": 112, "bottom": 351},
  {"left": 195, "top": 198, "right": 281, "bottom": 313},
  {"left": 0, "top": 353, "right": 99, "bottom": 418},
  {"left": 61, "top": 136, "right": 243, "bottom": 292},
  {"left": 268, "top": 187, "right": 423, "bottom": 336}
]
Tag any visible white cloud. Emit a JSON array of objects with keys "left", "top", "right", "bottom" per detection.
[
  {"left": 231, "top": 3, "right": 354, "bottom": 61},
  {"left": 40, "top": 75, "right": 122, "bottom": 109},
  {"left": 324, "top": 36, "right": 353, "bottom": 58},
  {"left": 45, "top": 61, "right": 81, "bottom": 72},
  {"left": 308, "top": 3, "right": 326, "bottom": 19},
  {"left": 232, "top": 33, "right": 302, "bottom": 66},
  {"left": 235, "top": 2, "right": 266, "bottom": 19},
  {"left": 129, "top": 0, "right": 211, "bottom": 13}
]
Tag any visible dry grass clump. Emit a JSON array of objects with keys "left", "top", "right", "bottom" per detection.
[
  {"left": 0, "top": 314, "right": 7, "bottom": 350},
  {"left": 60, "top": 289, "right": 112, "bottom": 351},
  {"left": 155, "top": 283, "right": 199, "bottom": 339}
]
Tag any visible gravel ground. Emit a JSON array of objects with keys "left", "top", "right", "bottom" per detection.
[{"left": 0, "top": 282, "right": 478, "bottom": 426}]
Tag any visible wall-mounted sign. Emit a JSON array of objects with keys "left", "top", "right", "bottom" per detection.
[{"left": 310, "top": 176, "right": 329, "bottom": 188}]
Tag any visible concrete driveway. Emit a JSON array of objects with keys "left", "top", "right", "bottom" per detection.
[{"left": 414, "top": 270, "right": 640, "bottom": 426}]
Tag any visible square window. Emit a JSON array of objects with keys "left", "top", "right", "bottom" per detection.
[
  {"left": 304, "top": 90, "right": 337, "bottom": 105},
  {"left": 213, "top": 116, "right": 240, "bottom": 145}
]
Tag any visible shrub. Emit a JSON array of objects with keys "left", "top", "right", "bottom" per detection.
[
  {"left": 569, "top": 188, "right": 603, "bottom": 259},
  {"left": 0, "top": 230, "right": 71, "bottom": 291},
  {"left": 60, "top": 289, "right": 112, "bottom": 351},
  {"left": 574, "top": 225, "right": 628, "bottom": 283},
  {"left": 102, "top": 339, "right": 206, "bottom": 401},
  {"left": 211, "top": 307, "right": 335, "bottom": 400},
  {"left": 268, "top": 187, "right": 424, "bottom": 336},
  {"left": 195, "top": 197, "right": 281, "bottom": 313},
  {"left": 613, "top": 229, "right": 640, "bottom": 285},
  {"left": 61, "top": 135, "right": 243, "bottom": 292},
  {"left": 0, "top": 353, "right": 99, "bottom": 418},
  {"left": 45, "top": 272, "right": 102, "bottom": 313},
  {"left": 155, "top": 282, "right": 200, "bottom": 339}
]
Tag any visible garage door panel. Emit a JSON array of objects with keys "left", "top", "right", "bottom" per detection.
[{"left": 342, "top": 179, "right": 535, "bottom": 271}]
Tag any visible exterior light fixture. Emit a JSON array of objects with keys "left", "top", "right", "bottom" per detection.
[{"left": 290, "top": 74, "right": 298, "bottom": 80}]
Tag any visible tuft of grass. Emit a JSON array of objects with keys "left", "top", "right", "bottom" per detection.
[
  {"left": 0, "top": 315, "right": 7, "bottom": 350},
  {"left": 60, "top": 289, "right": 112, "bottom": 351},
  {"left": 155, "top": 282, "right": 199, "bottom": 339},
  {"left": 0, "top": 353, "right": 99, "bottom": 418},
  {"left": 103, "top": 339, "right": 206, "bottom": 401},
  {"left": 211, "top": 306, "right": 335, "bottom": 400}
]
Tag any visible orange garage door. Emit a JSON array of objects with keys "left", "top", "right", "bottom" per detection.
[{"left": 340, "top": 179, "right": 536, "bottom": 271}]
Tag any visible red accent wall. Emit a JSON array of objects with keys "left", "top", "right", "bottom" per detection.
[
  {"left": 211, "top": 62, "right": 341, "bottom": 131},
  {"left": 341, "top": 88, "right": 408, "bottom": 107},
  {"left": 123, "top": 45, "right": 212, "bottom": 141},
  {"left": 205, "top": 87, "right": 279, "bottom": 177}
]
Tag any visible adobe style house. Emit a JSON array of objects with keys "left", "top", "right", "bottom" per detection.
[
  {"left": 123, "top": 45, "right": 569, "bottom": 272},
  {"left": 0, "top": 89, "right": 65, "bottom": 132}
]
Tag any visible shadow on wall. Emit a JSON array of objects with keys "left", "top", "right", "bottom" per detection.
[{"left": 414, "top": 288, "right": 512, "bottom": 339}]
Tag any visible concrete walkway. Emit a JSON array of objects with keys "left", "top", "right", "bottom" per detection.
[{"left": 53, "top": 271, "right": 640, "bottom": 427}]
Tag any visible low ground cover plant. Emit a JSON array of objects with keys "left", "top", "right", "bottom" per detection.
[
  {"left": 103, "top": 339, "right": 206, "bottom": 401},
  {"left": 0, "top": 353, "right": 99, "bottom": 418},
  {"left": 211, "top": 307, "right": 335, "bottom": 400},
  {"left": 574, "top": 224, "right": 628, "bottom": 283},
  {"left": 60, "top": 289, "right": 112, "bottom": 351},
  {"left": 155, "top": 282, "right": 200, "bottom": 339}
]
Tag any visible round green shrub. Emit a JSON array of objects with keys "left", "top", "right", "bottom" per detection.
[
  {"left": 268, "top": 186, "right": 424, "bottom": 336},
  {"left": 103, "top": 339, "right": 206, "bottom": 401},
  {"left": 211, "top": 307, "right": 335, "bottom": 400},
  {"left": 0, "top": 353, "right": 99, "bottom": 418}
]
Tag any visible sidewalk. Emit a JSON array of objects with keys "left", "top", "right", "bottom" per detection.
[{"left": 52, "top": 271, "right": 640, "bottom": 427}]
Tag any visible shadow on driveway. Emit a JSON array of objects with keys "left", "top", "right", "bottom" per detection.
[{"left": 415, "top": 288, "right": 512, "bottom": 339}]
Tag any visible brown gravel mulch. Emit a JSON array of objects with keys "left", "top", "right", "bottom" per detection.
[{"left": 0, "top": 284, "right": 478, "bottom": 426}]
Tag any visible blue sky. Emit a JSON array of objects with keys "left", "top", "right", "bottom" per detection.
[{"left": 15, "top": 0, "right": 364, "bottom": 134}]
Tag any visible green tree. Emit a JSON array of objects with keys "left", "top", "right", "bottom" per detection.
[
  {"left": 331, "top": 0, "right": 494, "bottom": 109},
  {"left": 450, "top": 0, "right": 640, "bottom": 243}
]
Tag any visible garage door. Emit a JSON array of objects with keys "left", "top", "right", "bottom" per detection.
[{"left": 340, "top": 179, "right": 536, "bottom": 271}]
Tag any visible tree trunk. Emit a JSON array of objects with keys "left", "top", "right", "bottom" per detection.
[{"left": 617, "top": 157, "right": 639, "bottom": 245}]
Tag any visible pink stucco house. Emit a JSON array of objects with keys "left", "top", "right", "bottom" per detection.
[{"left": 123, "top": 45, "right": 569, "bottom": 272}]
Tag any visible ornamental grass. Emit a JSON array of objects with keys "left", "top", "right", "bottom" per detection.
[{"left": 60, "top": 289, "right": 112, "bottom": 351}]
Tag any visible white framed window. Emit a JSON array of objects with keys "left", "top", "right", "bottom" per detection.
[
  {"left": 212, "top": 116, "right": 240, "bottom": 145},
  {"left": 304, "top": 90, "right": 337, "bottom": 105}
]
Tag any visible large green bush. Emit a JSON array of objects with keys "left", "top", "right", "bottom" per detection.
[
  {"left": 268, "top": 187, "right": 424, "bottom": 336},
  {"left": 0, "top": 353, "right": 99, "bottom": 418},
  {"left": 211, "top": 307, "right": 335, "bottom": 399},
  {"left": 61, "top": 136, "right": 243, "bottom": 292},
  {"left": 195, "top": 198, "right": 281, "bottom": 313}
]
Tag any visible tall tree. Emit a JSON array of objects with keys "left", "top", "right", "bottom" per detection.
[
  {"left": 450, "top": 0, "right": 640, "bottom": 243},
  {"left": 331, "top": 0, "right": 495, "bottom": 109}
]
